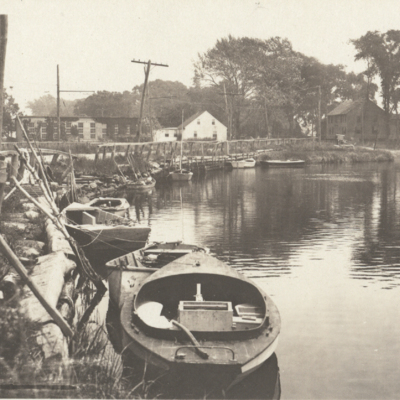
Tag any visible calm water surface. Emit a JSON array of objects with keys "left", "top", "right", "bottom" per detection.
[{"left": 126, "top": 162, "right": 400, "bottom": 399}]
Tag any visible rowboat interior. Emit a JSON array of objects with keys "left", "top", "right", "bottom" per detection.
[
  {"left": 134, "top": 273, "right": 267, "bottom": 335},
  {"left": 64, "top": 203, "right": 131, "bottom": 226}
]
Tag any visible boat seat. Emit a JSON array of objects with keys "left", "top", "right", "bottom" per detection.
[
  {"left": 82, "top": 211, "right": 96, "bottom": 225},
  {"left": 235, "top": 304, "right": 263, "bottom": 318}
]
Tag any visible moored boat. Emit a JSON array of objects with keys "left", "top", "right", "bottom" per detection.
[
  {"left": 105, "top": 241, "right": 209, "bottom": 308},
  {"left": 86, "top": 197, "right": 130, "bottom": 217},
  {"left": 260, "top": 159, "right": 305, "bottom": 168},
  {"left": 169, "top": 169, "right": 193, "bottom": 181},
  {"left": 62, "top": 202, "right": 150, "bottom": 263},
  {"left": 125, "top": 176, "right": 156, "bottom": 190},
  {"left": 118, "top": 252, "right": 280, "bottom": 386},
  {"left": 227, "top": 158, "right": 256, "bottom": 169}
]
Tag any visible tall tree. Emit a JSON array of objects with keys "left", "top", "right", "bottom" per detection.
[
  {"left": 351, "top": 30, "right": 400, "bottom": 136},
  {"left": 27, "top": 94, "right": 77, "bottom": 116}
]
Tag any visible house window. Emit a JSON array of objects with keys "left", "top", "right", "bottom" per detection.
[
  {"left": 79, "top": 134, "right": 84, "bottom": 139},
  {"left": 126, "top": 126, "right": 130, "bottom": 134},
  {"left": 165, "top": 133, "right": 169, "bottom": 137},
  {"left": 41, "top": 126, "right": 47, "bottom": 133},
  {"left": 78, "top": 128, "right": 83, "bottom": 134},
  {"left": 114, "top": 125, "right": 119, "bottom": 134},
  {"left": 78, "top": 122, "right": 83, "bottom": 128},
  {"left": 197, "top": 120, "right": 200, "bottom": 125},
  {"left": 90, "top": 128, "right": 95, "bottom": 133},
  {"left": 90, "top": 134, "right": 96, "bottom": 139},
  {"left": 29, "top": 122, "right": 34, "bottom": 128},
  {"left": 212, "top": 119, "right": 215, "bottom": 125},
  {"left": 102, "top": 128, "right": 107, "bottom": 134},
  {"left": 90, "top": 122, "right": 95, "bottom": 128},
  {"left": 66, "top": 122, "right": 71, "bottom": 128},
  {"left": 213, "top": 133, "right": 217, "bottom": 139}
]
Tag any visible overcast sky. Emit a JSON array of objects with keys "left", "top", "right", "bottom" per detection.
[{"left": 3, "top": 0, "right": 400, "bottom": 112}]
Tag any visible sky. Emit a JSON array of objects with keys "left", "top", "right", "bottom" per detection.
[{"left": 2, "top": 0, "right": 400, "bottom": 113}]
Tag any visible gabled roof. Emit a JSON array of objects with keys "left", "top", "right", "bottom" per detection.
[
  {"left": 177, "top": 110, "right": 221, "bottom": 129},
  {"left": 327, "top": 99, "right": 385, "bottom": 116},
  {"left": 327, "top": 100, "right": 359, "bottom": 116}
]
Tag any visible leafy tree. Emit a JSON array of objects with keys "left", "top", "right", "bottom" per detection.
[
  {"left": 74, "top": 91, "right": 137, "bottom": 117},
  {"left": 351, "top": 30, "right": 400, "bottom": 136},
  {"left": 27, "top": 94, "right": 77, "bottom": 116}
]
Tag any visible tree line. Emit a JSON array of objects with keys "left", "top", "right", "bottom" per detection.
[{"left": 16, "top": 30, "right": 400, "bottom": 140}]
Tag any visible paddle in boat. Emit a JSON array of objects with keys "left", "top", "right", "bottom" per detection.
[
  {"left": 85, "top": 197, "right": 130, "bottom": 217},
  {"left": 260, "top": 159, "right": 305, "bottom": 168},
  {"left": 227, "top": 158, "right": 256, "bottom": 169},
  {"left": 62, "top": 202, "right": 150, "bottom": 263},
  {"left": 115, "top": 252, "right": 280, "bottom": 387}
]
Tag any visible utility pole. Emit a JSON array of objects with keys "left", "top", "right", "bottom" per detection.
[
  {"left": 56, "top": 65, "right": 94, "bottom": 141},
  {"left": 318, "top": 85, "right": 321, "bottom": 143},
  {"left": 57, "top": 65, "right": 60, "bottom": 141},
  {"left": 131, "top": 59, "right": 168, "bottom": 141},
  {"left": 223, "top": 84, "right": 230, "bottom": 140}
]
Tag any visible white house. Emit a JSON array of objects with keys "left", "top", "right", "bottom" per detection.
[
  {"left": 153, "top": 127, "right": 179, "bottom": 142},
  {"left": 179, "top": 111, "right": 227, "bottom": 141}
]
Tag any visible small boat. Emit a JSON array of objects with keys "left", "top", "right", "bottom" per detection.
[
  {"left": 106, "top": 241, "right": 210, "bottom": 308},
  {"left": 62, "top": 202, "right": 150, "bottom": 262},
  {"left": 118, "top": 252, "right": 280, "bottom": 386},
  {"left": 169, "top": 169, "right": 193, "bottom": 181},
  {"left": 227, "top": 158, "right": 256, "bottom": 169},
  {"left": 125, "top": 176, "right": 156, "bottom": 190},
  {"left": 260, "top": 159, "right": 305, "bottom": 168},
  {"left": 85, "top": 197, "right": 130, "bottom": 217}
]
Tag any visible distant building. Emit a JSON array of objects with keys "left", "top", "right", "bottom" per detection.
[
  {"left": 16, "top": 116, "right": 138, "bottom": 142},
  {"left": 153, "top": 127, "right": 179, "bottom": 142},
  {"left": 178, "top": 111, "right": 227, "bottom": 141},
  {"left": 326, "top": 99, "right": 386, "bottom": 142}
]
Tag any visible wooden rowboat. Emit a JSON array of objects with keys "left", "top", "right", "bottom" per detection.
[
  {"left": 169, "top": 169, "right": 193, "bottom": 181},
  {"left": 118, "top": 252, "right": 280, "bottom": 386},
  {"left": 62, "top": 202, "right": 150, "bottom": 263},
  {"left": 227, "top": 158, "right": 256, "bottom": 169},
  {"left": 260, "top": 159, "right": 305, "bottom": 168},
  {"left": 86, "top": 197, "right": 130, "bottom": 217},
  {"left": 125, "top": 177, "right": 156, "bottom": 190}
]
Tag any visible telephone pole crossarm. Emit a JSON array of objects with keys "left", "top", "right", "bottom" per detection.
[{"left": 131, "top": 59, "right": 169, "bottom": 68}]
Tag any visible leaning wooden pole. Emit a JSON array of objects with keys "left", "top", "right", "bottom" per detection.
[
  {"left": 0, "top": 235, "right": 74, "bottom": 338},
  {"left": 0, "top": 15, "right": 8, "bottom": 213}
]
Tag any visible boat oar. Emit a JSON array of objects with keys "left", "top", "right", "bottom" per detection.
[{"left": 171, "top": 320, "right": 209, "bottom": 360}]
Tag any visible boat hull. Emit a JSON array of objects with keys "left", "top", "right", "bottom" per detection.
[
  {"left": 169, "top": 171, "right": 193, "bottom": 181},
  {"left": 260, "top": 160, "right": 305, "bottom": 168},
  {"left": 65, "top": 224, "right": 150, "bottom": 263},
  {"left": 227, "top": 159, "right": 256, "bottom": 168}
]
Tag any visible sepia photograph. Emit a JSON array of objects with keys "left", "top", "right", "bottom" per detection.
[{"left": 0, "top": 0, "right": 400, "bottom": 398}]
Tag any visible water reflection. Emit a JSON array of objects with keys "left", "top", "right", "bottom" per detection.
[{"left": 117, "top": 162, "right": 400, "bottom": 398}]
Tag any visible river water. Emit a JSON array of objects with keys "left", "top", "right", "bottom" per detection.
[{"left": 124, "top": 161, "right": 400, "bottom": 399}]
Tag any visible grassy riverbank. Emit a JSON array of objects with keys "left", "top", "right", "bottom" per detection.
[{"left": 259, "top": 142, "right": 394, "bottom": 164}]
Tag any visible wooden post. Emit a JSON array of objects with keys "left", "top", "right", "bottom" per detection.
[
  {"left": 125, "top": 144, "right": 131, "bottom": 159},
  {"left": 102, "top": 146, "right": 107, "bottom": 160},
  {"left": 94, "top": 147, "right": 99, "bottom": 165},
  {"left": 0, "top": 235, "right": 73, "bottom": 338},
  {"left": 111, "top": 144, "right": 116, "bottom": 161}
]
